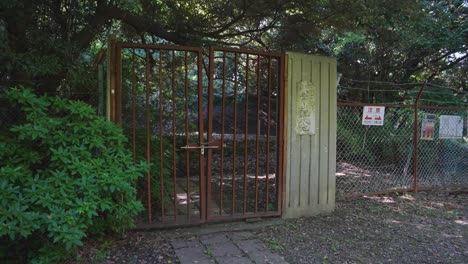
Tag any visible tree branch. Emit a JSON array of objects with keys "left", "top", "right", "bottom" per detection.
[{"left": 428, "top": 54, "right": 467, "bottom": 81}]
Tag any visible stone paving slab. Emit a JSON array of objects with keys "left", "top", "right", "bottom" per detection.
[
  {"left": 172, "top": 239, "right": 203, "bottom": 249},
  {"left": 170, "top": 231, "right": 288, "bottom": 264},
  {"left": 207, "top": 241, "right": 243, "bottom": 257},
  {"left": 200, "top": 233, "right": 230, "bottom": 245},
  {"left": 174, "top": 246, "right": 213, "bottom": 263},
  {"left": 216, "top": 255, "right": 254, "bottom": 264},
  {"left": 235, "top": 238, "right": 266, "bottom": 253},
  {"left": 228, "top": 231, "right": 256, "bottom": 241}
]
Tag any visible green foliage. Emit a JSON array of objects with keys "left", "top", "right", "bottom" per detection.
[
  {"left": 2, "top": 0, "right": 466, "bottom": 105},
  {"left": 0, "top": 87, "right": 147, "bottom": 263}
]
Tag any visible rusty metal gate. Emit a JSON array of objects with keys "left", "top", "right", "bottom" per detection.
[{"left": 109, "top": 42, "right": 285, "bottom": 227}]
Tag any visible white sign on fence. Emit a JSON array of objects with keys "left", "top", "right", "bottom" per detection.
[
  {"left": 439, "top": 115, "right": 463, "bottom": 139},
  {"left": 362, "top": 106, "right": 385, "bottom": 126}
]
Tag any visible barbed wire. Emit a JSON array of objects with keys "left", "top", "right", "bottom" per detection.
[
  {"left": 337, "top": 84, "right": 411, "bottom": 93},
  {"left": 338, "top": 77, "right": 467, "bottom": 107},
  {"left": 419, "top": 98, "right": 468, "bottom": 106},
  {"left": 426, "top": 82, "right": 464, "bottom": 93},
  {"left": 340, "top": 77, "right": 423, "bottom": 86}
]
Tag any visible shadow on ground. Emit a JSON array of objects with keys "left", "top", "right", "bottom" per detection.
[{"left": 70, "top": 189, "right": 467, "bottom": 264}]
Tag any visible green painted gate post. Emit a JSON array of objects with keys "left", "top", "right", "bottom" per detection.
[{"left": 283, "top": 52, "right": 337, "bottom": 218}]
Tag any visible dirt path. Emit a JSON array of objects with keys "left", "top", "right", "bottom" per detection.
[
  {"left": 257, "top": 189, "right": 468, "bottom": 264},
  {"left": 72, "top": 189, "right": 467, "bottom": 263}
]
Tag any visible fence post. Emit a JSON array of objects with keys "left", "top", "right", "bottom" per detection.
[{"left": 413, "top": 81, "right": 427, "bottom": 192}]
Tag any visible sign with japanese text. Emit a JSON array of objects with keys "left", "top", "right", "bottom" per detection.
[
  {"left": 362, "top": 106, "right": 385, "bottom": 126},
  {"left": 421, "top": 113, "right": 436, "bottom": 140},
  {"left": 295, "top": 81, "right": 316, "bottom": 135}
]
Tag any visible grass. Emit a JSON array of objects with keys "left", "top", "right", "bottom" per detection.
[{"left": 266, "top": 238, "right": 284, "bottom": 251}]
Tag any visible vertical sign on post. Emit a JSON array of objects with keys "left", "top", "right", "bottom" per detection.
[
  {"left": 295, "top": 81, "right": 316, "bottom": 135},
  {"left": 362, "top": 106, "right": 385, "bottom": 126},
  {"left": 421, "top": 113, "right": 436, "bottom": 140}
]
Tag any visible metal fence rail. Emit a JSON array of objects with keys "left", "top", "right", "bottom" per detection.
[{"left": 336, "top": 103, "right": 468, "bottom": 197}]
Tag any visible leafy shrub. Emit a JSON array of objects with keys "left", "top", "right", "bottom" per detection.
[{"left": 0, "top": 88, "right": 147, "bottom": 263}]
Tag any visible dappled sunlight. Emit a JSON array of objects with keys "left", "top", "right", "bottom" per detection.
[
  {"left": 399, "top": 194, "right": 415, "bottom": 201},
  {"left": 421, "top": 200, "right": 450, "bottom": 211},
  {"left": 365, "top": 195, "right": 396, "bottom": 204},
  {"left": 336, "top": 162, "right": 374, "bottom": 179},
  {"left": 176, "top": 192, "right": 200, "bottom": 205},
  {"left": 441, "top": 233, "right": 463, "bottom": 239},
  {"left": 454, "top": 219, "right": 468, "bottom": 225}
]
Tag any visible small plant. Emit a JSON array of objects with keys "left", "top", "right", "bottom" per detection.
[
  {"left": 266, "top": 238, "right": 284, "bottom": 251},
  {"left": 286, "top": 222, "right": 298, "bottom": 230},
  {"left": 368, "top": 203, "right": 386, "bottom": 213},
  {"left": 0, "top": 87, "right": 147, "bottom": 262},
  {"left": 92, "top": 240, "right": 112, "bottom": 262}
]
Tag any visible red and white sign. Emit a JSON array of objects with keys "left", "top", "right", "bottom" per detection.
[
  {"left": 421, "top": 113, "right": 436, "bottom": 140},
  {"left": 362, "top": 106, "right": 385, "bottom": 126}
]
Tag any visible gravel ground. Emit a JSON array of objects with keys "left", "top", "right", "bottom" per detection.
[
  {"left": 70, "top": 189, "right": 467, "bottom": 264},
  {"left": 68, "top": 231, "right": 178, "bottom": 264},
  {"left": 257, "top": 189, "right": 468, "bottom": 264}
]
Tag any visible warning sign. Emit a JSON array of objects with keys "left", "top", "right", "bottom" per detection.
[
  {"left": 421, "top": 113, "right": 436, "bottom": 140},
  {"left": 362, "top": 106, "right": 385, "bottom": 126}
]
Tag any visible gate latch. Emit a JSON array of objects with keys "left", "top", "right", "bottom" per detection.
[{"left": 180, "top": 144, "right": 219, "bottom": 155}]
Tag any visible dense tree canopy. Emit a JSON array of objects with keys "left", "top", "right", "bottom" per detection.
[{"left": 1, "top": 0, "right": 466, "bottom": 104}]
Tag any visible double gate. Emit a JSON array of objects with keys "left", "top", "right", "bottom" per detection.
[{"left": 109, "top": 42, "right": 286, "bottom": 227}]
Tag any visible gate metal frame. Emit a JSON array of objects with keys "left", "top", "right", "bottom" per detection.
[
  {"left": 206, "top": 47, "right": 286, "bottom": 222},
  {"left": 108, "top": 42, "right": 287, "bottom": 228}
]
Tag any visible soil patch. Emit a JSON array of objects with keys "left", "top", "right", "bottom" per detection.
[
  {"left": 68, "top": 189, "right": 467, "bottom": 263},
  {"left": 257, "top": 189, "right": 468, "bottom": 264}
]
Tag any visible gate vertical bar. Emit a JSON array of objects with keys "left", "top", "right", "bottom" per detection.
[
  {"left": 171, "top": 50, "right": 178, "bottom": 223},
  {"left": 184, "top": 51, "right": 191, "bottom": 221},
  {"left": 244, "top": 54, "right": 249, "bottom": 214},
  {"left": 220, "top": 51, "right": 226, "bottom": 216},
  {"left": 413, "top": 81, "right": 427, "bottom": 193},
  {"left": 132, "top": 49, "right": 136, "bottom": 163},
  {"left": 158, "top": 49, "right": 165, "bottom": 223},
  {"left": 116, "top": 44, "right": 122, "bottom": 124},
  {"left": 198, "top": 50, "right": 206, "bottom": 223},
  {"left": 145, "top": 48, "right": 152, "bottom": 223},
  {"left": 207, "top": 47, "right": 215, "bottom": 218},
  {"left": 255, "top": 55, "right": 261, "bottom": 213},
  {"left": 265, "top": 56, "right": 272, "bottom": 211},
  {"left": 106, "top": 37, "right": 115, "bottom": 121},
  {"left": 232, "top": 53, "right": 238, "bottom": 215}
]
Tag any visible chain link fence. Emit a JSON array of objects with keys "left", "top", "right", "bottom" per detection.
[
  {"left": 336, "top": 104, "right": 468, "bottom": 197},
  {"left": 417, "top": 108, "right": 468, "bottom": 188}
]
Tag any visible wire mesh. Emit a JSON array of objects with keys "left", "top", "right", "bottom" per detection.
[
  {"left": 336, "top": 105, "right": 416, "bottom": 196},
  {"left": 417, "top": 108, "right": 468, "bottom": 188},
  {"left": 337, "top": 104, "right": 468, "bottom": 197}
]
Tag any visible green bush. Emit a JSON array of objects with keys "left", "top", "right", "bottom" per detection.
[{"left": 0, "top": 88, "right": 147, "bottom": 263}]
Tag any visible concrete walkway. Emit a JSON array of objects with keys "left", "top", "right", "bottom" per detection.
[{"left": 170, "top": 231, "right": 288, "bottom": 264}]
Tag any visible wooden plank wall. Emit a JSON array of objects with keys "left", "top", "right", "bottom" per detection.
[{"left": 283, "top": 52, "right": 337, "bottom": 218}]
